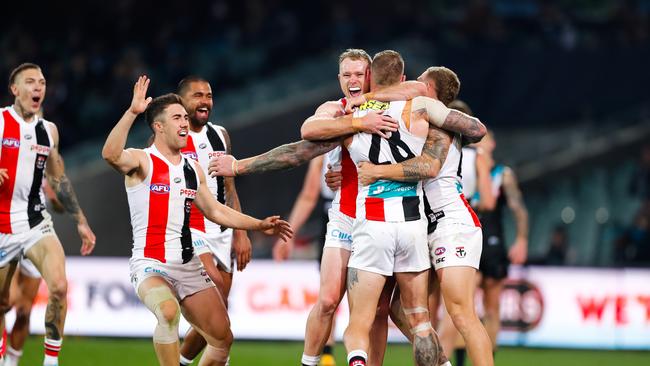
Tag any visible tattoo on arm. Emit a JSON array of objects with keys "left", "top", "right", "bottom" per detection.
[
  {"left": 441, "top": 110, "right": 485, "bottom": 143},
  {"left": 346, "top": 267, "right": 359, "bottom": 291},
  {"left": 245, "top": 140, "right": 338, "bottom": 174},
  {"left": 49, "top": 175, "right": 82, "bottom": 220},
  {"left": 400, "top": 124, "right": 450, "bottom": 181}
]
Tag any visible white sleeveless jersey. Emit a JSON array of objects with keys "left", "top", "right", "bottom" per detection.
[
  {"left": 0, "top": 106, "right": 53, "bottom": 234},
  {"left": 128, "top": 146, "right": 201, "bottom": 264},
  {"left": 461, "top": 147, "right": 477, "bottom": 198},
  {"left": 180, "top": 122, "right": 228, "bottom": 234},
  {"left": 348, "top": 100, "right": 425, "bottom": 222},
  {"left": 320, "top": 152, "right": 336, "bottom": 201}
]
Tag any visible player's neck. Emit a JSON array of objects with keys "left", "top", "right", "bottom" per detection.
[
  {"left": 12, "top": 102, "right": 36, "bottom": 122},
  {"left": 189, "top": 122, "right": 204, "bottom": 133},
  {"left": 153, "top": 140, "right": 182, "bottom": 165}
]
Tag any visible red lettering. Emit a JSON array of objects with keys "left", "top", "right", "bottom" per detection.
[
  {"left": 577, "top": 296, "right": 609, "bottom": 321},
  {"left": 303, "top": 289, "right": 318, "bottom": 308},
  {"left": 248, "top": 284, "right": 271, "bottom": 312},
  {"left": 615, "top": 295, "right": 628, "bottom": 325},
  {"left": 637, "top": 296, "right": 650, "bottom": 322}
]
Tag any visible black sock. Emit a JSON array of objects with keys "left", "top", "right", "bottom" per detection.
[
  {"left": 455, "top": 348, "right": 466, "bottom": 366},
  {"left": 348, "top": 355, "right": 366, "bottom": 366},
  {"left": 323, "top": 345, "right": 333, "bottom": 355}
]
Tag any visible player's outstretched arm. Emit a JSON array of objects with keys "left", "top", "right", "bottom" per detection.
[
  {"left": 45, "top": 123, "right": 97, "bottom": 255},
  {"left": 194, "top": 167, "right": 293, "bottom": 241},
  {"left": 345, "top": 81, "right": 428, "bottom": 113},
  {"left": 412, "top": 96, "right": 486, "bottom": 143},
  {"left": 503, "top": 167, "right": 529, "bottom": 264},
  {"left": 300, "top": 101, "right": 398, "bottom": 141},
  {"left": 357, "top": 127, "right": 452, "bottom": 185},
  {"left": 209, "top": 139, "right": 339, "bottom": 177},
  {"left": 102, "top": 76, "right": 151, "bottom": 175}
]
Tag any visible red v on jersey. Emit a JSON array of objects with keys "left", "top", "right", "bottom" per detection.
[
  {"left": 0, "top": 111, "right": 21, "bottom": 233},
  {"left": 145, "top": 154, "right": 170, "bottom": 262}
]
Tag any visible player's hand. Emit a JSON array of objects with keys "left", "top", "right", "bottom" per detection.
[
  {"left": 209, "top": 154, "right": 237, "bottom": 177},
  {"left": 0, "top": 169, "right": 8, "bottom": 186},
  {"left": 357, "top": 161, "right": 380, "bottom": 186},
  {"left": 259, "top": 216, "right": 293, "bottom": 242},
  {"left": 359, "top": 111, "right": 398, "bottom": 139},
  {"left": 508, "top": 237, "right": 528, "bottom": 265},
  {"left": 232, "top": 230, "right": 252, "bottom": 271},
  {"left": 345, "top": 95, "right": 367, "bottom": 114},
  {"left": 128, "top": 76, "right": 153, "bottom": 115},
  {"left": 78, "top": 222, "right": 97, "bottom": 256},
  {"left": 325, "top": 164, "right": 342, "bottom": 191},
  {"left": 272, "top": 237, "right": 294, "bottom": 262}
]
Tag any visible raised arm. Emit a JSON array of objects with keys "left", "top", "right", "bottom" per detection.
[
  {"left": 412, "top": 96, "right": 486, "bottom": 143},
  {"left": 45, "top": 123, "right": 96, "bottom": 255},
  {"left": 300, "top": 100, "right": 398, "bottom": 141},
  {"left": 502, "top": 167, "right": 529, "bottom": 264},
  {"left": 345, "top": 81, "right": 427, "bottom": 112},
  {"left": 357, "top": 126, "right": 452, "bottom": 185},
  {"left": 102, "top": 76, "right": 151, "bottom": 175},
  {"left": 193, "top": 166, "right": 292, "bottom": 240}
]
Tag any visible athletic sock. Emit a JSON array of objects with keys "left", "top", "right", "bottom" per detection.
[
  {"left": 5, "top": 346, "right": 23, "bottom": 366},
  {"left": 301, "top": 353, "right": 320, "bottom": 366},
  {"left": 347, "top": 349, "right": 367, "bottom": 366},
  {"left": 323, "top": 345, "right": 333, "bottom": 355},
  {"left": 0, "top": 329, "right": 5, "bottom": 358},
  {"left": 180, "top": 354, "right": 194, "bottom": 365},
  {"left": 43, "top": 338, "right": 62, "bottom": 366},
  {"left": 454, "top": 348, "right": 466, "bottom": 366}
]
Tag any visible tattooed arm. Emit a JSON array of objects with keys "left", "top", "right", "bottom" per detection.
[
  {"left": 503, "top": 167, "right": 529, "bottom": 264},
  {"left": 46, "top": 122, "right": 97, "bottom": 255},
  {"left": 357, "top": 126, "right": 453, "bottom": 185},
  {"left": 344, "top": 81, "right": 427, "bottom": 112},
  {"left": 411, "top": 96, "right": 486, "bottom": 143}
]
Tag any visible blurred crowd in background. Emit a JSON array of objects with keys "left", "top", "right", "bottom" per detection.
[{"left": 1, "top": 0, "right": 649, "bottom": 267}]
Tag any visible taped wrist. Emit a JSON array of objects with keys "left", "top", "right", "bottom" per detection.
[
  {"left": 142, "top": 286, "right": 181, "bottom": 344},
  {"left": 411, "top": 96, "right": 450, "bottom": 128}
]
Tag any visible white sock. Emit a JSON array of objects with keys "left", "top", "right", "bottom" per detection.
[
  {"left": 440, "top": 362, "right": 453, "bottom": 366},
  {"left": 44, "top": 354, "right": 59, "bottom": 366},
  {"left": 301, "top": 353, "right": 321, "bottom": 366},
  {"left": 5, "top": 346, "right": 23, "bottom": 366},
  {"left": 180, "top": 354, "right": 194, "bottom": 365},
  {"left": 225, "top": 356, "right": 230, "bottom": 366},
  {"left": 44, "top": 337, "right": 62, "bottom": 366},
  {"left": 347, "top": 349, "right": 368, "bottom": 365}
]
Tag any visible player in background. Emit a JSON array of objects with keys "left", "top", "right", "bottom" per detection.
[
  {"left": 0, "top": 63, "right": 97, "bottom": 366},
  {"left": 175, "top": 76, "right": 252, "bottom": 366},
  {"left": 102, "top": 76, "right": 291, "bottom": 366}
]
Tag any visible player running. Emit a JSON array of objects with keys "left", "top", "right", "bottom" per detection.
[
  {"left": 102, "top": 76, "right": 292, "bottom": 366},
  {"left": 0, "top": 63, "right": 97, "bottom": 366}
]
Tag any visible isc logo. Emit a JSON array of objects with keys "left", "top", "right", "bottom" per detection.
[
  {"left": 2, "top": 138, "right": 20, "bottom": 148},
  {"left": 150, "top": 183, "right": 171, "bottom": 194}
]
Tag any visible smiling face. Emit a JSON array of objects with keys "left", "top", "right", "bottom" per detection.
[
  {"left": 10, "top": 67, "right": 46, "bottom": 119},
  {"left": 338, "top": 57, "right": 370, "bottom": 98},
  {"left": 153, "top": 103, "right": 190, "bottom": 150},
  {"left": 180, "top": 80, "right": 213, "bottom": 130}
]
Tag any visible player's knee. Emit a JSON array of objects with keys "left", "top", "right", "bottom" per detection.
[
  {"left": 15, "top": 301, "right": 34, "bottom": 320},
  {"left": 318, "top": 295, "right": 340, "bottom": 316},
  {"left": 158, "top": 299, "right": 181, "bottom": 325},
  {"left": 48, "top": 278, "right": 68, "bottom": 301},
  {"left": 142, "top": 286, "right": 181, "bottom": 344}
]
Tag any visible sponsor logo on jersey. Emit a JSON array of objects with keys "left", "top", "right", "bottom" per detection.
[
  {"left": 208, "top": 151, "right": 225, "bottom": 159},
  {"left": 455, "top": 182, "right": 463, "bottom": 194},
  {"left": 180, "top": 188, "right": 197, "bottom": 199},
  {"left": 150, "top": 183, "right": 171, "bottom": 194},
  {"left": 368, "top": 180, "right": 417, "bottom": 198},
  {"left": 36, "top": 155, "right": 47, "bottom": 170},
  {"left": 330, "top": 228, "right": 352, "bottom": 242},
  {"left": 182, "top": 151, "right": 198, "bottom": 161},
  {"left": 2, "top": 138, "right": 20, "bottom": 149},
  {"left": 359, "top": 100, "right": 389, "bottom": 111},
  {"left": 199, "top": 143, "right": 207, "bottom": 149},
  {"left": 31, "top": 144, "right": 51, "bottom": 155},
  {"left": 184, "top": 200, "right": 193, "bottom": 213},
  {"left": 434, "top": 247, "right": 446, "bottom": 256},
  {"left": 436, "top": 257, "right": 445, "bottom": 264},
  {"left": 144, "top": 267, "right": 169, "bottom": 277},
  {"left": 174, "top": 177, "right": 182, "bottom": 183},
  {"left": 24, "top": 134, "right": 32, "bottom": 140},
  {"left": 455, "top": 246, "right": 466, "bottom": 258}
]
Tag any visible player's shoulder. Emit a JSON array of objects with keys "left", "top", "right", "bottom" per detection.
[{"left": 207, "top": 121, "right": 228, "bottom": 135}]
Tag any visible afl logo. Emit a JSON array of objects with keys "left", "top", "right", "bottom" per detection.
[
  {"left": 434, "top": 247, "right": 446, "bottom": 256},
  {"left": 150, "top": 183, "right": 171, "bottom": 194},
  {"left": 199, "top": 143, "right": 207, "bottom": 149},
  {"left": 2, "top": 138, "right": 20, "bottom": 149},
  {"left": 182, "top": 151, "right": 198, "bottom": 161}
]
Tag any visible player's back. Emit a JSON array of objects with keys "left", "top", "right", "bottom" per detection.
[{"left": 346, "top": 100, "right": 427, "bottom": 222}]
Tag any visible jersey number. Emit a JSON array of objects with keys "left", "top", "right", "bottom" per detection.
[{"left": 369, "top": 131, "right": 415, "bottom": 165}]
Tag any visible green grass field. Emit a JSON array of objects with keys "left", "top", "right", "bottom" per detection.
[{"left": 19, "top": 336, "right": 649, "bottom": 365}]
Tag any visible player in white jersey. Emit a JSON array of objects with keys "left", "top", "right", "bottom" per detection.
[
  {"left": 0, "top": 63, "right": 97, "bottom": 366},
  {"left": 349, "top": 69, "right": 494, "bottom": 365},
  {"left": 176, "top": 76, "right": 252, "bottom": 366},
  {"left": 102, "top": 77, "right": 292, "bottom": 366}
]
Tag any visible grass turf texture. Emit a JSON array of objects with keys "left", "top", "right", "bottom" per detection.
[{"left": 20, "top": 336, "right": 649, "bottom": 365}]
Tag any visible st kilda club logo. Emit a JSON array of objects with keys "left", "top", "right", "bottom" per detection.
[{"left": 455, "top": 246, "right": 466, "bottom": 258}]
